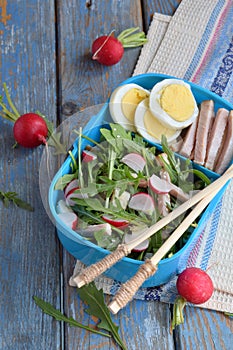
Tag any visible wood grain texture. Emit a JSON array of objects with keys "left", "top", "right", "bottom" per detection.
[
  {"left": 0, "top": 1, "right": 60, "bottom": 350},
  {"left": 57, "top": 0, "right": 144, "bottom": 118},
  {"left": 175, "top": 307, "right": 233, "bottom": 350},
  {"left": 142, "top": 0, "right": 181, "bottom": 31},
  {"left": 57, "top": 1, "right": 178, "bottom": 349}
]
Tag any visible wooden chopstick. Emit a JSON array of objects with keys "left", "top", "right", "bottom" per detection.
[
  {"left": 108, "top": 184, "right": 223, "bottom": 314},
  {"left": 72, "top": 164, "right": 233, "bottom": 289}
]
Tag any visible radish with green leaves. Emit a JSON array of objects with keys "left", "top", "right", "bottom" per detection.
[
  {"left": 172, "top": 267, "right": 214, "bottom": 329},
  {"left": 0, "top": 84, "right": 48, "bottom": 148},
  {"left": 0, "top": 83, "right": 66, "bottom": 152},
  {"left": 92, "top": 27, "right": 147, "bottom": 66}
]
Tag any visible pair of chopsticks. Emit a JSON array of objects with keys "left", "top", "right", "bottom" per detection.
[{"left": 72, "top": 164, "right": 233, "bottom": 314}]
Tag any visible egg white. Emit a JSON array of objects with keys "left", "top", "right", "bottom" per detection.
[
  {"left": 134, "top": 98, "right": 181, "bottom": 144},
  {"left": 149, "top": 79, "right": 199, "bottom": 130},
  {"left": 109, "top": 83, "right": 150, "bottom": 131}
]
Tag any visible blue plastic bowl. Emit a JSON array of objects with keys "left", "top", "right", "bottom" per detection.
[{"left": 49, "top": 73, "right": 233, "bottom": 287}]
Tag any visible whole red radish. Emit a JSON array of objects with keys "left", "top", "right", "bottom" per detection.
[
  {"left": 92, "top": 35, "right": 124, "bottom": 66},
  {"left": 0, "top": 84, "right": 51, "bottom": 149},
  {"left": 92, "top": 27, "right": 147, "bottom": 66},
  {"left": 172, "top": 267, "right": 214, "bottom": 329},
  {"left": 177, "top": 267, "right": 214, "bottom": 304},
  {"left": 13, "top": 113, "right": 48, "bottom": 148}
]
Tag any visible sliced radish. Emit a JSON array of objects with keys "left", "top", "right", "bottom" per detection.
[
  {"left": 149, "top": 174, "right": 172, "bottom": 194},
  {"left": 64, "top": 179, "right": 88, "bottom": 206},
  {"left": 149, "top": 174, "right": 190, "bottom": 202},
  {"left": 82, "top": 223, "right": 112, "bottom": 236},
  {"left": 128, "top": 192, "right": 155, "bottom": 215},
  {"left": 82, "top": 149, "right": 97, "bottom": 163},
  {"left": 124, "top": 232, "right": 149, "bottom": 252},
  {"left": 57, "top": 212, "right": 78, "bottom": 230},
  {"left": 102, "top": 215, "right": 129, "bottom": 228},
  {"left": 121, "top": 153, "right": 146, "bottom": 173},
  {"left": 56, "top": 199, "right": 73, "bottom": 214},
  {"left": 64, "top": 179, "right": 79, "bottom": 197},
  {"left": 66, "top": 191, "right": 88, "bottom": 206}
]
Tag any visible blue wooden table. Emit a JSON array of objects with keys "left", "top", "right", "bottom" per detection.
[{"left": 1, "top": 1, "right": 232, "bottom": 349}]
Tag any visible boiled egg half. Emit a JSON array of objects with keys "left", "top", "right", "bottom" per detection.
[
  {"left": 149, "top": 79, "right": 199, "bottom": 130},
  {"left": 134, "top": 98, "right": 181, "bottom": 144},
  {"left": 109, "top": 83, "right": 150, "bottom": 131}
]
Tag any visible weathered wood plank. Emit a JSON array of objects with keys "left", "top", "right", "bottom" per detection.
[
  {"left": 175, "top": 307, "right": 233, "bottom": 350},
  {"left": 57, "top": 0, "right": 144, "bottom": 118},
  {"left": 57, "top": 1, "right": 175, "bottom": 350},
  {"left": 142, "top": 0, "right": 181, "bottom": 31},
  {"left": 0, "top": 1, "right": 60, "bottom": 349}
]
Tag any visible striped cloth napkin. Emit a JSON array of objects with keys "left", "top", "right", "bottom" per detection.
[{"left": 70, "top": 0, "right": 233, "bottom": 313}]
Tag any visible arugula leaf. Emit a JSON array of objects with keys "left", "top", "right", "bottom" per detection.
[
  {"left": 78, "top": 283, "right": 127, "bottom": 350},
  {"left": 54, "top": 172, "right": 78, "bottom": 190},
  {"left": 72, "top": 197, "right": 149, "bottom": 225},
  {"left": 110, "top": 123, "right": 131, "bottom": 140},
  {"left": 94, "top": 229, "right": 121, "bottom": 250},
  {"left": 33, "top": 296, "right": 111, "bottom": 338},
  {"left": 0, "top": 191, "right": 34, "bottom": 211},
  {"left": 100, "top": 128, "right": 119, "bottom": 153},
  {"left": 47, "top": 131, "right": 67, "bottom": 155},
  {"left": 187, "top": 168, "right": 211, "bottom": 186},
  {"left": 36, "top": 111, "right": 67, "bottom": 155}
]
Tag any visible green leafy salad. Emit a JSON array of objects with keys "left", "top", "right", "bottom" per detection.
[{"left": 55, "top": 123, "right": 211, "bottom": 261}]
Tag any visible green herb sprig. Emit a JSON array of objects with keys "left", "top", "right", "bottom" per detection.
[
  {"left": 77, "top": 283, "right": 127, "bottom": 350},
  {"left": 33, "top": 296, "right": 110, "bottom": 338},
  {"left": 0, "top": 190, "right": 34, "bottom": 211},
  {"left": 34, "top": 282, "right": 127, "bottom": 350}
]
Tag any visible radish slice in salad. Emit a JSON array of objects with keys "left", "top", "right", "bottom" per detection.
[
  {"left": 82, "top": 149, "right": 97, "bottom": 163},
  {"left": 149, "top": 174, "right": 190, "bottom": 202},
  {"left": 64, "top": 179, "right": 88, "bottom": 206},
  {"left": 81, "top": 223, "right": 112, "bottom": 236},
  {"left": 64, "top": 179, "right": 79, "bottom": 197},
  {"left": 57, "top": 212, "right": 78, "bottom": 230},
  {"left": 102, "top": 215, "right": 129, "bottom": 228},
  {"left": 149, "top": 174, "right": 172, "bottom": 194},
  {"left": 121, "top": 153, "right": 146, "bottom": 173},
  {"left": 128, "top": 192, "right": 155, "bottom": 215},
  {"left": 56, "top": 199, "right": 73, "bottom": 214},
  {"left": 124, "top": 232, "right": 149, "bottom": 252},
  {"left": 66, "top": 191, "right": 89, "bottom": 206}
]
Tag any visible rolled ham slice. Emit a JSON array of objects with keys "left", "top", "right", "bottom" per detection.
[
  {"left": 179, "top": 115, "right": 199, "bottom": 158},
  {"left": 214, "top": 110, "right": 233, "bottom": 174},
  {"left": 194, "top": 100, "right": 214, "bottom": 166},
  {"left": 205, "top": 108, "right": 229, "bottom": 170}
]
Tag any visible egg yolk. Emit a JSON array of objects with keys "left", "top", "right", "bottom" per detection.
[
  {"left": 160, "top": 84, "right": 195, "bottom": 121},
  {"left": 144, "top": 109, "right": 177, "bottom": 140},
  {"left": 122, "top": 88, "right": 149, "bottom": 123}
]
